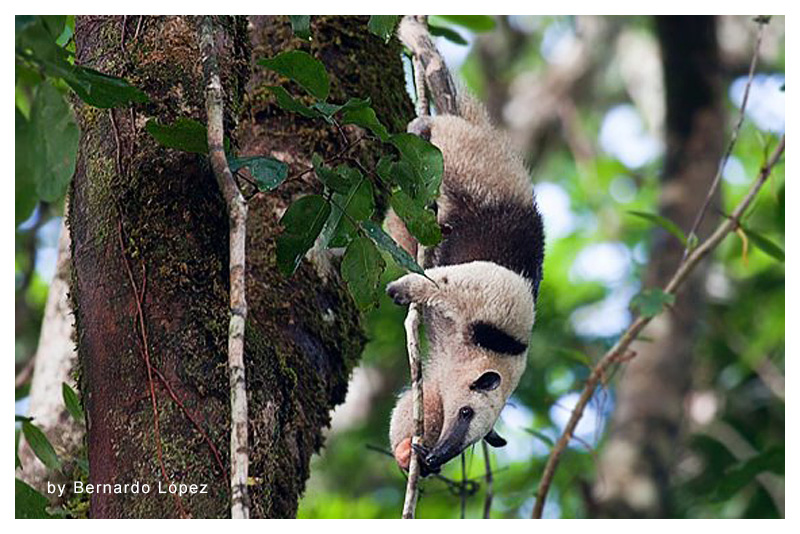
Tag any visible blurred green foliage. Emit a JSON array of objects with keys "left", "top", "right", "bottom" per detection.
[
  {"left": 15, "top": 15, "right": 784, "bottom": 519},
  {"left": 296, "top": 15, "right": 784, "bottom": 519}
]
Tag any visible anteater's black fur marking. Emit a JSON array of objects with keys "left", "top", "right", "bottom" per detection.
[
  {"left": 471, "top": 322, "right": 528, "bottom": 356},
  {"left": 425, "top": 184, "right": 545, "bottom": 300}
]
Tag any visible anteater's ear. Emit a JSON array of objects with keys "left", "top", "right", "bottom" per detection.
[
  {"left": 484, "top": 429, "right": 507, "bottom": 448},
  {"left": 386, "top": 273, "right": 435, "bottom": 306},
  {"left": 470, "top": 371, "right": 501, "bottom": 392}
]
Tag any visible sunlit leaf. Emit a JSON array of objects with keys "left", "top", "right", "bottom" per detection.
[{"left": 259, "top": 50, "right": 330, "bottom": 100}]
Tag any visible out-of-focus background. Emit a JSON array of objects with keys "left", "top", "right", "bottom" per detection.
[{"left": 16, "top": 15, "right": 784, "bottom": 518}]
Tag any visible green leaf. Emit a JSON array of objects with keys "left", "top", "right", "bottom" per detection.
[
  {"left": 277, "top": 195, "right": 332, "bottom": 275},
  {"left": 311, "top": 101, "right": 343, "bottom": 118},
  {"left": 15, "top": 15, "right": 36, "bottom": 35},
  {"left": 259, "top": 50, "right": 330, "bottom": 100},
  {"left": 428, "top": 24, "right": 468, "bottom": 45},
  {"left": 266, "top": 85, "right": 321, "bottom": 118},
  {"left": 62, "top": 383, "right": 84, "bottom": 423},
  {"left": 15, "top": 108, "right": 36, "bottom": 226},
  {"left": 64, "top": 66, "right": 149, "bottom": 109},
  {"left": 390, "top": 133, "right": 444, "bottom": 204},
  {"left": 368, "top": 16, "right": 399, "bottom": 43},
  {"left": 627, "top": 210, "right": 687, "bottom": 246},
  {"left": 229, "top": 156, "right": 289, "bottom": 192},
  {"left": 313, "top": 155, "right": 356, "bottom": 194},
  {"left": 711, "top": 447, "right": 784, "bottom": 502},
  {"left": 289, "top": 16, "right": 311, "bottom": 40},
  {"left": 341, "top": 105, "right": 390, "bottom": 142},
  {"left": 741, "top": 227, "right": 784, "bottom": 262},
  {"left": 390, "top": 191, "right": 442, "bottom": 246},
  {"left": 360, "top": 220, "right": 425, "bottom": 275},
  {"left": 630, "top": 288, "right": 675, "bottom": 318},
  {"left": 523, "top": 428, "right": 555, "bottom": 448},
  {"left": 309, "top": 98, "right": 370, "bottom": 120},
  {"left": 435, "top": 15, "right": 496, "bottom": 32},
  {"left": 341, "top": 237, "right": 386, "bottom": 311},
  {"left": 21, "top": 420, "right": 61, "bottom": 470},
  {"left": 15, "top": 479, "right": 55, "bottom": 519},
  {"left": 145, "top": 118, "right": 208, "bottom": 155},
  {"left": 29, "top": 83, "right": 79, "bottom": 202},
  {"left": 320, "top": 167, "right": 375, "bottom": 248}
]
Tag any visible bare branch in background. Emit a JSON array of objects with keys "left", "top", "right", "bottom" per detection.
[
  {"left": 683, "top": 17, "right": 769, "bottom": 259},
  {"left": 200, "top": 16, "right": 250, "bottom": 519},
  {"left": 397, "top": 14, "right": 462, "bottom": 519},
  {"left": 533, "top": 135, "right": 784, "bottom": 518}
]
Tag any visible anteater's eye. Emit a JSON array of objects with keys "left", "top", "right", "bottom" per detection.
[
  {"left": 470, "top": 371, "right": 501, "bottom": 392},
  {"left": 459, "top": 406, "right": 474, "bottom": 419}
]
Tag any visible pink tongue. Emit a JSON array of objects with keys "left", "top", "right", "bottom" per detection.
[{"left": 394, "top": 438, "right": 412, "bottom": 470}]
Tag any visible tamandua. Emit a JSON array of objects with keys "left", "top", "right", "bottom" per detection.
[{"left": 387, "top": 96, "right": 545, "bottom": 475}]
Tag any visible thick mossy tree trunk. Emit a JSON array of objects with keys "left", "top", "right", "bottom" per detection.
[
  {"left": 593, "top": 16, "right": 724, "bottom": 517},
  {"left": 69, "top": 15, "right": 413, "bottom": 518}
]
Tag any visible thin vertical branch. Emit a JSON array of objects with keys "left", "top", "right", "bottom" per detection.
[
  {"left": 399, "top": 13, "right": 465, "bottom": 519},
  {"left": 200, "top": 16, "right": 250, "bottom": 519},
  {"left": 402, "top": 301, "right": 424, "bottom": 519},
  {"left": 532, "top": 135, "right": 784, "bottom": 518},
  {"left": 481, "top": 441, "right": 494, "bottom": 519},
  {"left": 682, "top": 16, "right": 769, "bottom": 259}
]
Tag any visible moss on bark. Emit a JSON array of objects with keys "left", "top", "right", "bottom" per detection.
[{"left": 69, "top": 15, "right": 413, "bottom": 518}]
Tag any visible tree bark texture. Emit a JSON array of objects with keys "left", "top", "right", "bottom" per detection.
[
  {"left": 593, "top": 15, "right": 724, "bottom": 517},
  {"left": 69, "top": 15, "right": 413, "bottom": 518}
]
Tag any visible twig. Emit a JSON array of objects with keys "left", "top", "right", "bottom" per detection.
[
  {"left": 401, "top": 302, "right": 425, "bottom": 519},
  {"left": 200, "top": 16, "right": 250, "bottom": 519},
  {"left": 532, "top": 135, "right": 784, "bottom": 518},
  {"left": 682, "top": 16, "right": 769, "bottom": 260},
  {"left": 481, "top": 441, "right": 493, "bottom": 519},
  {"left": 398, "top": 14, "right": 462, "bottom": 519}
]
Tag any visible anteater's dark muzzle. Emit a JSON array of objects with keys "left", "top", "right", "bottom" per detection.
[{"left": 412, "top": 406, "right": 474, "bottom": 475}]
